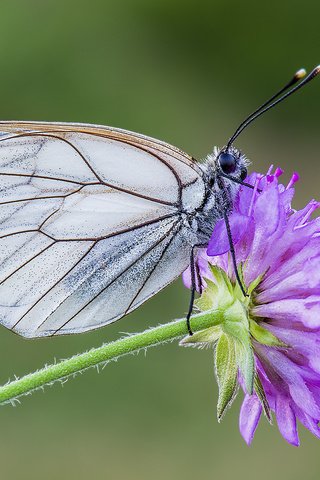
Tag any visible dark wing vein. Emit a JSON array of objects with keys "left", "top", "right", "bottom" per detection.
[
  {"left": 0, "top": 171, "right": 93, "bottom": 186},
  {"left": 0, "top": 240, "right": 55, "bottom": 286},
  {"left": 0, "top": 212, "right": 177, "bottom": 242},
  {"left": 124, "top": 229, "right": 177, "bottom": 315},
  {"left": 0, "top": 121, "right": 201, "bottom": 175},
  {"left": 39, "top": 213, "right": 178, "bottom": 242},
  {"left": 0, "top": 132, "right": 180, "bottom": 206},
  {"left": 51, "top": 220, "right": 181, "bottom": 335},
  {"left": 0, "top": 185, "right": 85, "bottom": 206},
  {"left": 12, "top": 241, "right": 98, "bottom": 329},
  {"left": 116, "top": 138, "right": 183, "bottom": 204}
]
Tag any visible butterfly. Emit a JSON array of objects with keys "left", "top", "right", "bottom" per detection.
[{"left": 0, "top": 67, "right": 317, "bottom": 338}]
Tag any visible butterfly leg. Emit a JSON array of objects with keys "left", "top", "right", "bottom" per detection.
[
  {"left": 223, "top": 211, "right": 248, "bottom": 297},
  {"left": 186, "top": 245, "right": 203, "bottom": 336}
]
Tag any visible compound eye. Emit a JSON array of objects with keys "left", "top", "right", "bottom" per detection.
[{"left": 219, "top": 152, "right": 237, "bottom": 174}]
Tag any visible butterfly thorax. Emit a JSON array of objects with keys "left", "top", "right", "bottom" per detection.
[{"left": 186, "top": 147, "right": 248, "bottom": 245}]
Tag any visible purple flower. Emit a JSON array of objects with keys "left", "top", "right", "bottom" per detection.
[{"left": 183, "top": 167, "right": 320, "bottom": 446}]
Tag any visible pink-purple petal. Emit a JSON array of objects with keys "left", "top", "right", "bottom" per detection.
[
  {"left": 182, "top": 268, "right": 192, "bottom": 290},
  {"left": 275, "top": 395, "right": 299, "bottom": 446},
  {"left": 207, "top": 215, "right": 249, "bottom": 256},
  {"left": 259, "top": 236, "right": 320, "bottom": 296},
  {"left": 293, "top": 406, "right": 320, "bottom": 439},
  {"left": 239, "top": 394, "right": 262, "bottom": 445},
  {"left": 253, "top": 297, "right": 320, "bottom": 328},
  {"left": 263, "top": 324, "right": 320, "bottom": 374},
  {"left": 257, "top": 348, "right": 320, "bottom": 419}
]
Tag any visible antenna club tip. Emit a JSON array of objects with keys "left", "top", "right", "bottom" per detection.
[
  {"left": 314, "top": 65, "right": 320, "bottom": 75},
  {"left": 295, "top": 68, "right": 307, "bottom": 79}
]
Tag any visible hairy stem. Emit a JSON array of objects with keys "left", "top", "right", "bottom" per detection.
[{"left": 0, "top": 311, "right": 219, "bottom": 405}]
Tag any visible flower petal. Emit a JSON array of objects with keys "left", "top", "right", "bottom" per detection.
[
  {"left": 237, "top": 172, "right": 259, "bottom": 215},
  {"left": 207, "top": 215, "right": 250, "bottom": 257},
  {"left": 245, "top": 183, "right": 285, "bottom": 282},
  {"left": 260, "top": 348, "right": 320, "bottom": 419},
  {"left": 182, "top": 268, "right": 192, "bottom": 290},
  {"left": 275, "top": 395, "right": 299, "bottom": 446},
  {"left": 182, "top": 251, "right": 213, "bottom": 291},
  {"left": 293, "top": 406, "right": 320, "bottom": 439},
  {"left": 259, "top": 237, "right": 320, "bottom": 301},
  {"left": 239, "top": 394, "right": 262, "bottom": 445},
  {"left": 262, "top": 324, "right": 320, "bottom": 374},
  {"left": 253, "top": 297, "right": 320, "bottom": 328}
]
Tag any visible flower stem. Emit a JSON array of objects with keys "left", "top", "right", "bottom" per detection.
[{"left": 0, "top": 311, "right": 218, "bottom": 406}]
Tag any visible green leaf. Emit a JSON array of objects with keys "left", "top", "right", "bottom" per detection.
[
  {"left": 196, "top": 265, "right": 234, "bottom": 312},
  {"left": 209, "top": 265, "right": 234, "bottom": 297},
  {"left": 195, "top": 279, "right": 219, "bottom": 311},
  {"left": 249, "top": 319, "right": 287, "bottom": 347},
  {"left": 179, "top": 325, "right": 222, "bottom": 347},
  {"left": 235, "top": 333, "right": 255, "bottom": 395},
  {"left": 222, "top": 299, "right": 249, "bottom": 328},
  {"left": 225, "top": 317, "right": 254, "bottom": 394},
  {"left": 219, "top": 300, "right": 254, "bottom": 395},
  {"left": 214, "top": 333, "right": 238, "bottom": 421},
  {"left": 247, "top": 273, "right": 264, "bottom": 295},
  {"left": 254, "top": 374, "right": 272, "bottom": 423}
]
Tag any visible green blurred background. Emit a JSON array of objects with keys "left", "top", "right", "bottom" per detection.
[{"left": 0, "top": 1, "right": 319, "bottom": 479}]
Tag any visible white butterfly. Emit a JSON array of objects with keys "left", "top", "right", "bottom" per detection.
[
  {"left": 0, "top": 121, "right": 246, "bottom": 337},
  {"left": 0, "top": 67, "right": 317, "bottom": 338}
]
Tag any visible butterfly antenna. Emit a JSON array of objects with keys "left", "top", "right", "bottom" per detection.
[{"left": 227, "top": 66, "right": 320, "bottom": 149}]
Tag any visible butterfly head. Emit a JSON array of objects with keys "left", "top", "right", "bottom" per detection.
[
  {"left": 200, "top": 146, "right": 249, "bottom": 203},
  {"left": 217, "top": 148, "right": 248, "bottom": 181}
]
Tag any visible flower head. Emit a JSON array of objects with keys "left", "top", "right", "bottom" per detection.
[{"left": 182, "top": 167, "right": 320, "bottom": 446}]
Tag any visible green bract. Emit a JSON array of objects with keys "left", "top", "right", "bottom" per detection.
[{"left": 180, "top": 264, "right": 283, "bottom": 421}]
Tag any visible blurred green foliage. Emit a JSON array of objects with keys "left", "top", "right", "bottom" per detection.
[{"left": 0, "top": 1, "right": 319, "bottom": 479}]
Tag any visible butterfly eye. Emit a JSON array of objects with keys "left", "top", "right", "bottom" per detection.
[{"left": 218, "top": 152, "right": 237, "bottom": 174}]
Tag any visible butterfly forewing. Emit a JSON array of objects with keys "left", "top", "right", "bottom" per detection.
[{"left": 0, "top": 122, "right": 205, "bottom": 337}]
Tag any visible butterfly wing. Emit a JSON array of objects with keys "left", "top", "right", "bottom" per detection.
[{"left": 0, "top": 122, "right": 205, "bottom": 337}]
